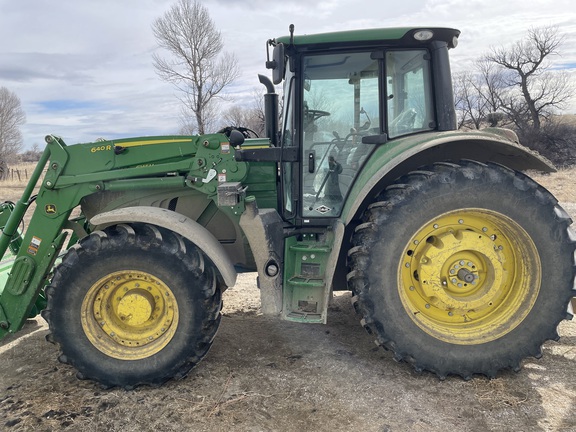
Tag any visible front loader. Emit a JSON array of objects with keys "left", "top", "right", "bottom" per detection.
[{"left": 1, "top": 26, "right": 575, "bottom": 388}]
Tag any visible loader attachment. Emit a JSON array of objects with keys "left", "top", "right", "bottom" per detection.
[
  {"left": 0, "top": 138, "right": 72, "bottom": 338},
  {"left": 0, "top": 203, "right": 18, "bottom": 326},
  {"left": 0, "top": 202, "right": 23, "bottom": 255},
  {"left": 0, "top": 254, "right": 13, "bottom": 325},
  {"left": 0, "top": 253, "right": 46, "bottom": 320},
  {"left": 0, "top": 131, "right": 248, "bottom": 341}
]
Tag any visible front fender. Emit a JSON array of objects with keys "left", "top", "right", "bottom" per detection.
[
  {"left": 90, "top": 206, "right": 237, "bottom": 287},
  {"left": 341, "top": 128, "right": 555, "bottom": 225}
]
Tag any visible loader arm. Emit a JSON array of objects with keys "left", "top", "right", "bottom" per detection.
[
  {"left": 0, "top": 137, "right": 74, "bottom": 336},
  {"left": 0, "top": 132, "right": 248, "bottom": 340}
]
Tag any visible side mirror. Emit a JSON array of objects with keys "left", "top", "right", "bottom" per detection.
[{"left": 266, "top": 43, "right": 285, "bottom": 85}]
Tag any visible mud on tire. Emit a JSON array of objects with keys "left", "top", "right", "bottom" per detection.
[
  {"left": 43, "top": 223, "right": 223, "bottom": 389},
  {"left": 348, "top": 161, "right": 576, "bottom": 379}
]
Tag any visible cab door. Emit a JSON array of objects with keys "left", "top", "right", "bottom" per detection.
[{"left": 298, "top": 51, "right": 380, "bottom": 220}]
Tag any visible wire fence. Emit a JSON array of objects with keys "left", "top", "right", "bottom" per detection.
[{"left": 0, "top": 168, "right": 29, "bottom": 182}]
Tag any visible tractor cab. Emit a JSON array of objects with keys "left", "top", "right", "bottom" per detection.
[{"left": 267, "top": 27, "right": 460, "bottom": 224}]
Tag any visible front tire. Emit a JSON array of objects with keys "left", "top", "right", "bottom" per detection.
[
  {"left": 348, "top": 161, "right": 576, "bottom": 379},
  {"left": 43, "top": 223, "right": 222, "bottom": 388}
]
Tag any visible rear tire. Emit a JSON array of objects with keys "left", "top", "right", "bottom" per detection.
[
  {"left": 348, "top": 161, "right": 576, "bottom": 378},
  {"left": 43, "top": 223, "right": 222, "bottom": 388}
]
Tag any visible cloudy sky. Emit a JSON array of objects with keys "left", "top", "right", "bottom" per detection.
[{"left": 1, "top": 0, "right": 575, "bottom": 150}]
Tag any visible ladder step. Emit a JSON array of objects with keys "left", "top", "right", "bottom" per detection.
[
  {"left": 287, "top": 276, "right": 325, "bottom": 287},
  {"left": 288, "top": 244, "right": 331, "bottom": 254},
  {"left": 285, "top": 311, "right": 323, "bottom": 323}
]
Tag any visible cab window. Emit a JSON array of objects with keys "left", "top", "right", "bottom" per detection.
[
  {"left": 386, "top": 50, "right": 434, "bottom": 138},
  {"left": 300, "top": 51, "right": 379, "bottom": 218}
]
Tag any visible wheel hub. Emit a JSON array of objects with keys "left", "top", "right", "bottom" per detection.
[
  {"left": 116, "top": 289, "right": 155, "bottom": 326},
  {"left": 81, "top": 270, "right": 179, "bottom": 360},
  {"left": 456, "top": 268, "right": 476, "bottom": 284},
  {"left": 417, "top": 228, "right": 505, "bottom": 314},
  {"left": 399, "top": 209, "right": 541, "bottom": 344}
]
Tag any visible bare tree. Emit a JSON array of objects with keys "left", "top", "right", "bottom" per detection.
[
  {"left": 220, "top": 87, "right": 271, "bottom": 137},
  {"left": 249, "top": 88, "right": 266, "bottom": 136},
  {"left": 484, "top": 26, "right": 573, "bottom": 130},
  {"left": 19, "top": 143, "right": 42, "bottom": 162},
  {"left": 476, "top": 58, "right": 507, "bottom": 119},
  {"left": 221, "top": 105, "right": 262, "bottom": 136},
  {"left": 0, "top": 87, "right": 26, "bottom": 160},
  {"left": 453, "top": 72, "right": 487, "bottom": 129},
  {"left": 176, "top": 100, "right": 219, "bottom": 135},
  {"left": 454, "top": 59, "right": 511, "bottom": 129},
  {"left": 222, "top": 105, "right": 250, "bottom": 128},
  {"left": 152, "top": 0, "right": 240, "bottom": 134},
  {"left": 178, "top": 114, "right": 196, "bottom": 136}
]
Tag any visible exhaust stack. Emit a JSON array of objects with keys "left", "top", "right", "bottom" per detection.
[{"left": 258, "top": 74, "right": 279, "bottom": 146}]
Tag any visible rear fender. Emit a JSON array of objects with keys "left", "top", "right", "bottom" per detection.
[
  {"left": 90, "top": 206, "right": 237, "bottom": 287},
  {"left": 342, "top": 129, "right": 555, "bottom": 225},
  {"left": 324, "top": 130, "right": 556, "bottom": 293}
]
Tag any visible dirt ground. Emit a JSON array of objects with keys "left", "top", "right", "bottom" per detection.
[
  {"left": 1, "top": 172, "right": 576, "bottom": 431},
  {"left": 0, "top": 280, "right": 575, "bottom": 432}
]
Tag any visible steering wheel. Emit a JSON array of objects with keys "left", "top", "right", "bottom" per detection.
[{"left": 304, "top": 109, "right": 331, "bottom": 123}]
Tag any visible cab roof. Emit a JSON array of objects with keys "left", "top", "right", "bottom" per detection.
[{"left": 275, "top": 27, "right": 460, "bottom": 50}]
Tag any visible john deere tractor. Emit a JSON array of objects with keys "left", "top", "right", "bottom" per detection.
[{"left": 1, "top": 26, "right": 574, "bottom": 388}]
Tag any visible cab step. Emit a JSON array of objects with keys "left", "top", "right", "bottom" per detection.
[{"left": 283, "top": 233, "right": 332, "bottom": 323}]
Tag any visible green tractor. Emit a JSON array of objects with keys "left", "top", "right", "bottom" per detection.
[{"left": 1, "top": 26, "right": 574, "bottom": 388}]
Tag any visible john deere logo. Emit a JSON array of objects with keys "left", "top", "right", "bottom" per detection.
[{"left": 45, "top": 204, "right": 57, "bottom": 214}]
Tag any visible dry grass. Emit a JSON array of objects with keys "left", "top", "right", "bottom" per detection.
[
  {"left": 0, "top": 162, "right": 41, "bottom": 188},
  {"left": 472, "top": 378, "right": 530, "bottom": 409},
  {"left": 529, "top": 167, "right": 576, "bottom": 203},
  {"left": 1, "top": 163, "right": 43, "bottom": 232},
  {"left": 1, "top": 163, "right": 43, "bottom": 195}
]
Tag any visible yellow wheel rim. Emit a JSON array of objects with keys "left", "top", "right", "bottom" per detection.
[
  {"left": 81, "top": 270, "right": 179, "bottom": 360},
  {"left": 399, "top": 209, "right": 541, "bottom": 345}
]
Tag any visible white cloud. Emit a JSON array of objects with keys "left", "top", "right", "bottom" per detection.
[{"left": 0, "top": 0, "right": 575, "bottom": 149}]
